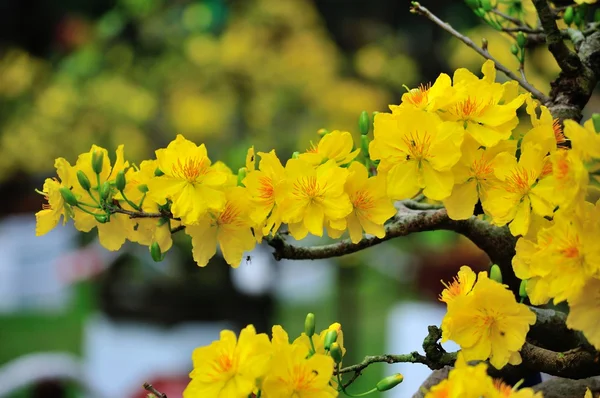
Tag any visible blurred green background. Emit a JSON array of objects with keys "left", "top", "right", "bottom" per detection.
[{"left": 0, "top": 0, "right": 568, "bottom": 397}]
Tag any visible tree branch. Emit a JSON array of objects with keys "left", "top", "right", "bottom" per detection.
[
  {"left": 143, "top": 382, "right": 167, "bottom": 398},
  {"left": 521, "top": 343, "right": 600, "bottom": 379},
  {"left": 532, "top": 376, "right": 600, "bottom": 398},
  {"left": 410, "top": 2, "right": 550, "bottom": 102},
  {"left": 532, "top": 0, "right": 582, "bottom": 74}
]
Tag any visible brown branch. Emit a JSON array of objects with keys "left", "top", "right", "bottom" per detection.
[
  {"left": 502, "top": 26, "right": 544, "bottom": 34},
  {"left": 109, "top": 206, "right": 166, "bottom": 219},
  {"left": 143, "top": 382, "right": 167, "bottom": 398},
  {"left": 410, "top": 2, "right": 549, "bottom": 102},
  {"left": 490, "top": 9, "right": 532, "bottom": 28},
  {"left": 521, "top": 343, "right": 600, "bottom": 379},
  {"left": 532, "top": 0, "right": 582, "bottom": 73},
  {"left": 532, "top": 376, "right": 600, "bottom": 398}
]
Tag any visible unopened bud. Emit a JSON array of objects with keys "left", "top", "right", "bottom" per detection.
[
  {"left": 480, "top": 0, "right": 492, "bottom": 12},
  {"left": 519, "top": 279, "right": 528, "bottom": 299},
  {"left": 77, "top": 170, "right": 91, "bottom": 191},
  {"left": 465, "top": 0, "right": 480, "bottom": 8},
  {"left": 574, "top": 12, "right": 583, "bottom": 27},
  {"left": 305, "top": 313, "right": 315, "bottom": 338},
  {"left": 361, "top": 135, "right": 370, "bottom": 157},
  {"left": 150, "top": 242, "right": 164, "bottom": 262},
  {"left": 324, "top": 330, "right": 338, "bottom": 351},
  {"left": 517, "top": 32, "right": 526, "bottom": 48},
  {"left": 592, "top": 114, "right": 600, "bottom": 133},
  {"left": 237, "top": 167, "right": 247, "bottom": 186},
  {"left": 376, "top": 374, "right": 404, "bottom": 392},
  {"left": 474, "top": 7, "right": 486, "bottom": 17},
  {"left": 154, "top": 168, "right": 164, "bottom": 177},
  {"left": 138, "top": 184, "right": 149, "bottom": 193},
  {"left": 59, "top": 187, "right": 78, "bottom": 206},
  {"left": 94, "top": 213, "right": 108, "bottom": 223},
  {"left": 330, "top": 342, "right": 343, "bottom": 364},
  {"left": 564, "top": 6, "right": 574, "bottom": 25},
  {"left": 292, "top": 151, "right": 300, "bottom": 159},
  {"left": 358, "top": 111, "right": 370, "bottom": 135},
  {"left": 116, "top": 170, "right": 126, "bottom": 191},
  {"left": 92, "top": 150, "right": 104, "bottom": 175},
  {"left": 489, "top": 264, "right": 503, "bottom": 284},
  {"left": 317, "top": 128, "right": 329, "bottom": 136},
  {"left": 100, "top": 181, "right": 111, "bottom": 201},
  {"left": 510, "top": 44, "right": 519, "bottom": 56}
]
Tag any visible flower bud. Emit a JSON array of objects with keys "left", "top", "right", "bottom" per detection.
[
  {"left": 361, "top": 135, "right": 370, "bottom": 157},
  {"left": 94, "top": 213, "right": 109, "bottom": 223},
  {"left": 480, "top": 0, "right": 492, "bottom": 12},
  {"left": 304, "top": 313, "right": 315, "bottom": 338},
  {"left": 592, "top": 114, "right": 600, "bottom": 133},
  {"left": 330, "top": 342, "right": 343, "bottom": 364},
  {"left": 92, "top": 150, "right": 104, "bottom": 175},
  {"left": 59, "top": 187, "right": 78, "bottom": 206},
  {"left": 574, "top": 12, "right": 583, "bottom": 27},
  {"left": 564, "top": 6, "right": 574, "bottom": 25},
  {"left": 77, "top": 170, "right": 92, "bottom": 191},
  {"left": 376, "top": 374, "right": 404, "bottom": 392},
  {"left": 138, "top": 184, "right": 149, "bottom": 193},
  {"left": 292, "top": 151, "right": 300, "bottom": 159},
  {"left": 489, "top": 264, "right": 502, "bottom": 284},
  {"left": 474, "top": 7, "right": 486, "bottom": 17},
  {"left": 519, "top": 279, "right": 528, "bottom": 299},
  {"left": 317, "top": 128, "right": 329, "bottom": 136},
  {"left": 358, "top": 111, "right": 370, "bottom": 136},
  {"left": 237, "top": 167, "right": 247, "bottom": 186},
  {"left": 510, "top": 44, "right": 519, "bottom": 56},
  {"left": 517, "top": 32, "right": 526, "bottom": 48},
  {"left": 465, "top": 0, "right": 479, "bottom": 8},
  {"left": 116, "top": 170, "right": 126, "bottom": 191},
  {"left": 324, "top": 330, "right": 338, "bottom": 351},
  {"left": 100, "top": 181, "right": 111, "bottom": 201},
  {"left": 150, "top": 242, "right": 164, "bottom": 262},
  {"left": 154, "top": 168, "right": 164, "bottom": 177}
]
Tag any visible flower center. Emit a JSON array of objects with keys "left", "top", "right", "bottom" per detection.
[
  {"left": 217, "top": 202, "right": 242, "bottom": 227},
  {"left": 258, "top": 176, "right": 275, "bottom": 204},
  {"left": 351, "top": 190, "right": 374, "bottom": 212},
  {"left": 493, "top": 379, "right": 513, "bottom": 396},
  {"left": 171, "top": 157, "right": 208, "bottom": 182},
  {"left": 504, "top": 167, "right": 536, "bottom": 195},
  {"left": 218, "top": 354, "right": 234, "bottom": 372},
  {"left": 540, "top": 157, "right": 553, "bottom": 178},
  {"left": 405, "top": 83, "right": 431, "bottom": 107},
  {"left": 403, "top": 131, "right": 433, "bottom": 161},
  {"left": 553, "top": 118, "right": 567, "bottom": 144},
  {"left": 451, "top": 97, "right": 489, "bottom": 120},
  {"left": 472, "top": 155, "right": 494, "bottom": 180},
  {"left": 293, "top": 176, "right": 324, "bottom": 200},
  {"left": 439, "top": 277, "right": 463, "bottom": 302}
]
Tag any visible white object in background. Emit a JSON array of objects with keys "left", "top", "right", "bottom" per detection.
[
  {"left": 385, "top": 301, "right": 460, "bottom": 398},
  {"left": 230, "top": 244, "right": 275, "bottom": 296},
  {"left": 83, "top": 314, "right": 230, "bottom": 397},
  {"left": 0, "top": 214, "right": 75, "bottom": 313}
]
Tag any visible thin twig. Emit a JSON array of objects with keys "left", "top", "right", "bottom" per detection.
[
  {"left": 143, "top": 382, "right": 167, "bottom": 398},
  {"left": 171, "top": 225, "right": 186, "bottom": 234},
  {"left": 490, "top": 8, "right": 531, "bottom": 28},
  {"left": 110, "top": 206, "right": 166, "bottom": 219},
  {"left": 410, "top": 2, "right": 550, "bottom": 103},
  {"left": 502, "top": 26, "right": 544, "bottom": 34}
]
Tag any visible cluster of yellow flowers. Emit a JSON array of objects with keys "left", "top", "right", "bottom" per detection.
[{"left": 36, "top": 58, "right": 600, "bottom": 394}]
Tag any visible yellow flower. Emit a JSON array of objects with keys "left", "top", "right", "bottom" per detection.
[
  {"left": 246, "top": 145, "right": 256, "bottom": 171},
  {"left": 147, "top": 134, "right": 228, "bottom": 225},
  {"left": 575, "top": 0, "right": 597, "bottom": 4},
  {"left": 484, "top": 144, "right": 555, "bottom": 237},
  {"left": 492, "top": 379, "right": 543, "bottom": 397},
  {"left": 70, "top": 145, "right": 134, "bottom": 251},
  {"left": 186, "top": 186, "right": 256, "bottom": 267},
  {"left": 243, "top": 150, "right": 286, "bottom": 236},
  {"left": 439, "top": 265, "right": 477, "bottom": 304},
  {"left": 184, "top": 325, "right": 271, "bottom": 398},
  {"left": 35, "top": 157, "right": 74, "bottom": 236},
  {"left": 278, "top": 159, "right": 352, "bottom": 239},
  {"left": 567, "top": 277, "right": 600, "bottom": 351},
  {"left": 369, "top": 109, "right": 462, "bottom": 200},
  {"left": 295, "top": 322, "right": 346, "bottom": 358},
  {"left": 443, "top": 136, "right": 516, "bottom": 220},
  {"left": 261, "top": 343, "right": 337, "bottom": 398},
  {"left": 330, "top": 162, "right": 396, "bottom": 243},
  {"left": 298, "top": 130, "right": 360, "bottom": 166},
  {"left": 564, "top": 119, "right": 600, "bottom": 162},
  {"left": 393, "top": 73, "right": 454, "bottom": 112},
  {"left": 271, "top": 325, "right": 290, "bottom": 353},
  {"left": 424, "top": 352, "right": 494, "bottom": 398},
  {"left": 441, "top": 60, "right": 525, "bottom": 148},
  {"left": 441, "top": 272, "right": 536, "bottom": 369},
  {"left": 585, "top": 388, "right": 594, "bottom": 398},
  {"left": 522, "top": 96, "right": 565, "bottom": 151}
]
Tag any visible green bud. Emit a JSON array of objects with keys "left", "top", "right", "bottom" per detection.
[
  {"left": 516, "top": 32, "right": 526, "bottom": 48},
  {"left": 330, "top": 342, "right": 343, "bottom": 364},
  {"left": 116, "top": 170, "right": 126, "bottom": 191},
  {"left": 519, "top": 279, "right": 528, "bottom": 299},
  {"left": 480, "top": 0, "right": 492, "bottom": 12},
  {"left": 317, "top": 128, "right": 329, "bottom": 136},
  {"left": 150, "top": 242, "right": 164, "bottom": 262},
  {"left": 92, "top": 150, "right": 104, "bottom": 175},
  {"left": 59, "top": 187, "right": 79, "bottom": 206},
  {"left": 94, "top": 213, "right": 109, "bottom": 223},
  {"left": 594, "top": 9, "right": 600, "bottom": 23},
  {"left": 237, "top": 167, "right": 247, "bottom": 186},
  {"left": 376, "top": 374, "right": 404, "bottom": 392},
  {"left": 292, "top": 151, "right": 300, "bottom": 159},
  {"left": 510, "top": 44, "right": 519, "bottom": 56},
  {"left": 592, "top": 114, "right": 600, "bottom": 133},
  {"left": 361, "top": 135, "right": 370, "bottom": 157},
  {"left": 564, "top": 6, "right": 574, "bottom": 25},
  {"left": 100, "top": 181, "right": 111, "bottom": 201},
  {"left": 574, "top": 11, "right": 583, "bottom": 27},
  {"left": 324, "top": 330, "right": 338, "bottom": 351},
  {"left": 358, "top": 111, "right": 370, "bottom": 135},
  {"left": 77, "top": 170, "right": 91, "bottom": 191},
  {"left": 304, "top": 313, "right": 315, "bottom": 338},
  {"left": 465, "top": 0, "right": 480, "bottom": 9},
  {"left": 154, "top": 168, "right": 164, "bottom": 177},
  {"left": 138, "top": 184, "right": 149, "bottom": 193},
  {"left": 489, "top": 264, "right": 503, "bottom": 284},
  {"left": 474, "top": 7, "right": 486, "bottom": 17}
]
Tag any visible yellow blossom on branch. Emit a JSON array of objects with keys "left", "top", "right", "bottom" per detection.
[
  {"left": 35, "top": 158, "right": 74, "bottom": 236},
  {"left": 567, "top": 276, "right": 600, "bottom": 351},
  {"left": 298, "top": 130, "right": 360, "bottom": 166}
]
